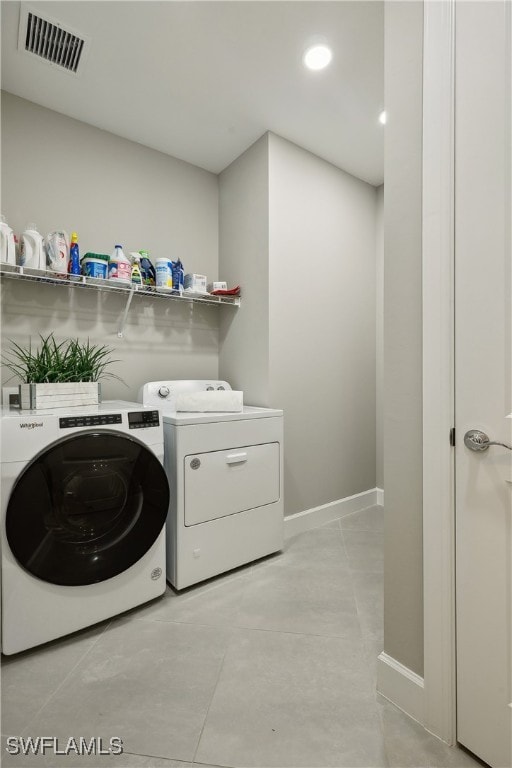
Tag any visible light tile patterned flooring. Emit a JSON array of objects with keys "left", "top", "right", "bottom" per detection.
[{"left": 1, "top": 506, "right": 481, "bottom": 768}]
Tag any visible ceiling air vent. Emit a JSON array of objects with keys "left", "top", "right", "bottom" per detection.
[{"left": 18, "top": 4, "right": 89, "bottom": 76}]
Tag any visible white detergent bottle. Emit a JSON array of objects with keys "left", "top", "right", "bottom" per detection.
[
  {"left": 20, "top": 223, "right": 45, "bottom": 269},
  {"left": 0, "top": 214, "right": 16, "bottom": 265},
  {"left": 108, "top": 244, "right": 132, "bottom": 283}
]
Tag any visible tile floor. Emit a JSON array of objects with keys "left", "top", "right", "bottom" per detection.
[{"left": 2, "top": 506, "right": 481, "bottom": 768}]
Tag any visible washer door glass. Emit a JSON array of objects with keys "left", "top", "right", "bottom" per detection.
[{"left": 6, "top": 431, "right": 169, "bottom": 586}]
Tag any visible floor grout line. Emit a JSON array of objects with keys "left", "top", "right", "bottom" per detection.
[
  {"left": 131, "top": 589, "right": 378, "bottom": 642},
  {"left": 190, "top": 627, "right": 236, "bottom": 764},
  {"left": 230, "top": 622, "right": 364, "bottom": 641},
  {"left": 121, "top": 748, "right": 236, "bottom": 767},
  {"left": 342, "top": 528, "right": 385, "bottom": 534}
]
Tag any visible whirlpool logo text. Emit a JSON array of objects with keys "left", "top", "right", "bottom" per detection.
[{"left": 19, "top": 422, "right": 43, "bottom": 430}]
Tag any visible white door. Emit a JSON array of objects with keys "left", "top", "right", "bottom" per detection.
[{"left": 455, "top": 2, "right": 512, "bottom": 767}]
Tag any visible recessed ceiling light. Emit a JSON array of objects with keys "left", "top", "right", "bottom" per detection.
[
  {"left": 379, "top": 110, "right": 387, "bottom": 125},
  {"left": 303, "top": 45, "right": 332, "bottom": 71}
]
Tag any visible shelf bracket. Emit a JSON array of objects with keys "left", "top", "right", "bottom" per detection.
[{"left": 118, "top": 288, "right": 135, "bottom": 338}]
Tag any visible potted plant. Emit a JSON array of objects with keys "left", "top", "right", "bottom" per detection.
[{"left": 2, "top": 333, "right": 121, "bottom": 409}]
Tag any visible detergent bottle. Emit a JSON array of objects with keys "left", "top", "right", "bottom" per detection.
[
  {"left": 172, "top": 258, "right": 184, "bottom": 292},
  {"left": 68, "top": 232, "right": 81, "bottom": 277},
  {"left": 0, "top": 215, "right": 16, "bottom": 265},
  {"left": 20, "top": 223, "right": 45, "bottom": 269},
  {"left": 131, "top": 254, "right": 143, "bottom": 286},
  {"left": 45, "top": 231, "right": 69, "bottom": 275},
  {"left": 108, "top": 245, "right": 131, "bottom": 283},
  {"left": 139, "top": 250, "right": 156, "bottom": 287}
]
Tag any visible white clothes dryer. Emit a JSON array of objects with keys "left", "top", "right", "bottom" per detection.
[
  {"left": 139, "top": 381, "right": 283, "bottom": 590},
  {"left": 1, "top": 401, "right": 169, "bottom": 655}
]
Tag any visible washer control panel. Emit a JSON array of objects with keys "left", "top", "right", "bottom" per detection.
[
  {"left": 60, "top": 414, "right": 122, "bottom": 429},
  {"left": 128, "top": 410, "right": 160, "bottom": 429},
  {"left": 59, "top": 411, "right": 160, "bottom": 430}
]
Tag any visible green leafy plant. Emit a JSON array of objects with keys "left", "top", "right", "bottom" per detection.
[{"left": 2, "top": 334, "right": 123, "bottom": 384}]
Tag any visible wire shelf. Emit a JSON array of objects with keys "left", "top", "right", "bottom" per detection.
[
  {"left": 0, "top": 264, "right": 240, "bottom": 307},
  {"left": 0, "top": 264, "right": 240, "bottom": 337}
]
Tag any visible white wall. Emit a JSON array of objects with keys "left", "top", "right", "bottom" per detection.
[
  {"left": 268, "top": 134, "right": 377, "bottom": 516},
  {"left": 1, "top": 93, "right": 220, "bottom": 401},
  {"left": 219, "top": 133, "right": 378, "bottom": 518},
  {"left": 218, "top": 135, "right": 270, "bottom": 405},
  {"left": 383, "top": 1, "right": 424, "bottom": 677}
]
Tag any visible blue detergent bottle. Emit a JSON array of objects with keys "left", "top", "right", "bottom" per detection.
[
  {"left": 172, "top": 258, "right": 184, "bottom": 292},
  {"left": 69, "top": 232, "right": 80, "bottom": 277}
]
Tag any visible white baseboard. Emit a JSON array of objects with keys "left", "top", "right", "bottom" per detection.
[
  {"left": 377, "top": 652, "right": 425, "bottom": 725},
  {"left": 376, "top": 487, "right": 384, "bottom": 506},
  {"left": 284, "top": 488, "right": 379, "bottom": 539}
]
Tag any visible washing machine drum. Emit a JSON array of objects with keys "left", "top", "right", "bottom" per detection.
[{"left": 6, "top": 431, "right": 169, "bottom": 586}]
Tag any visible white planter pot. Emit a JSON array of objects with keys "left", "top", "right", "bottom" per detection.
[{"left": 19, "top": 382, "right": 101, "bottom": 410}]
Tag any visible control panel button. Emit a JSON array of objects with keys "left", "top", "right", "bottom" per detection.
[{"left": 158, "top": 386, "right": 170, "bottom": 398}]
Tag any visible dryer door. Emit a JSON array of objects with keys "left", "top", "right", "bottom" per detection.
[
  {"left": 184, "top": 442, "right": 280, "bottom": 525},
  {"left": 6, "top": 431, "right": 169, "bottom": 586}
]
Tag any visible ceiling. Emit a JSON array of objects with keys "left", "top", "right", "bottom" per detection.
[{"left": 1, "top": 1, "right": 384, "bottom": 185}]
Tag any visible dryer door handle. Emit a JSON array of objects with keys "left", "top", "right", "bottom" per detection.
[{"left": 226, "top": 452, "right": 248, "bottom": 465}]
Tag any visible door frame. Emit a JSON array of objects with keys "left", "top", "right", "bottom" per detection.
[{"left": 422, "top": 0, "right": 457, "bottom": 745}]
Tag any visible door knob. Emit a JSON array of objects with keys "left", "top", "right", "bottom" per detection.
[{"left": 464, "top": 429, "right": 512, "bottom": 452}]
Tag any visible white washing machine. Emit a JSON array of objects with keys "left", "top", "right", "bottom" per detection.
[
  {"left": 1, "top": 401, "right": 169, "bottom": 655},
  {"left": 139, "top": 381, "right": 283, "bottom": 589}
]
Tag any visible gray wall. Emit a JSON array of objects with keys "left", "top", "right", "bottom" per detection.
[
  {"left": 268, "top": 134, "right": 377, "bottom": 516},
  {"left": 218, "top": 135, "right": 270, "bottom": 405},
  {"left": 219, "top": 133, "right": 378, "bottom": 518},
  {"left": 1, "top": 92, "right": 220, "bottom": 401},
  {"left": 376, "top": 184, "right": 384, "bottom": 490},
  {"left": 383, "top": 1, "right": 424, "bottom": 676}
]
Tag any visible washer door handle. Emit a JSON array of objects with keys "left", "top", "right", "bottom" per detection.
[{"left": 226, "top": 452, "right": 248, "bottom": 465}]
